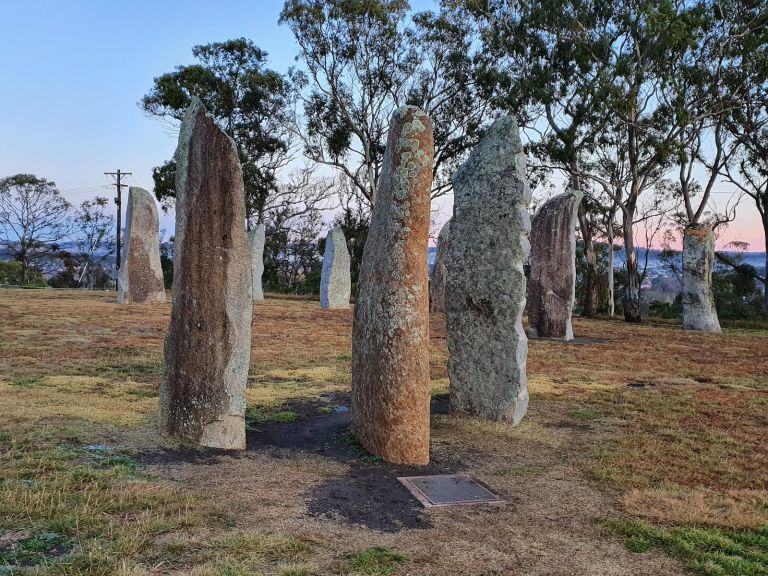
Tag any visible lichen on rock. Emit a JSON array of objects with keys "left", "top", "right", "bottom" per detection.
[
  {"left": 158, "top": 98, "right": 253, "bottom": 450},
  {"left": 350, "top": 105, "right": 433, "bottom": 465},
  {"left": 682, "top": 224, "right": 721, "bottom": 333},
  {"left": 444, "top": 115, "right": 531, "bottom": 424},
  {"left": 527, "top": 189, "right": 582, "bottom": 341},
  {"left": 320, "top": 227, "right": 351, "bottom": 309},
  {"left": 117, "top": 187, "right": 166, "bottom": 304}
]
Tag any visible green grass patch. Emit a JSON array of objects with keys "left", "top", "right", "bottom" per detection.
[
  {"left": 0, "top": 531, "right": 71, "bottom": 565},
  {"left": 611, "top": 520, "right": 768, "bottom": 575},
  {"left": 333, "top": 432, "right": 382, "bottom": 464},
  {"left": 0, "top": 443, "right": 201, "bottom": 572},
  {"left": 9, "top": 377, "right": 43, "bottom": 388},
  {"left": 569, "top": 407, "right": 600, "bottom": 420},
  {"left": 344, "top": 547, "right": 405, "bottom": 575},
  {"left": 247, "top": 407, "right": 301, "bottom": 424}
]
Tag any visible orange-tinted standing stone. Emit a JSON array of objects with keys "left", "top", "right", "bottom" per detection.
[{"left": 351, "top": 106, "right": 434, "bottom": 465}]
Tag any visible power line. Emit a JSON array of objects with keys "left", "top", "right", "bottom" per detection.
[{"left": 104, "top": 169, "right": 132, "bottom": 290}]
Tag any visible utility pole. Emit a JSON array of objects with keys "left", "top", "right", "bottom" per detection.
[{"left": 104, "top": 169, "right": 131, "bottom": 290}]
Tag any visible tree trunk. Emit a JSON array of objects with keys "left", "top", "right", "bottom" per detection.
[
  {"left": 20, "top": 258, "right": 28, "bottom": 285},
  {"left": 607, "top": 216, "right": 615, "bottom": 316},
  {"left": 578, "top": 202, "right": 598, "bottom": 317},
  {"left": 622, "top": 206, "right": 642, "bottom": 322}
]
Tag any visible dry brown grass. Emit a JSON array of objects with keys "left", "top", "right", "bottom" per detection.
[
  {"left": 622, "top": 487, "right": 768, "bottom": 529},
  {"left": 1, "top": 289, "right": 767, "bottom": 575}
]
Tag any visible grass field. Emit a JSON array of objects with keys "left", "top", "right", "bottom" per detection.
[{"left": 0, "top": 289, "right": 766, "bottom": 575}]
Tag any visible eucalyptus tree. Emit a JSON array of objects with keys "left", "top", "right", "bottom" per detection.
[
  {"left": 280, "top": 0, "right": 487, "bottom": 207},
  {"left": 0, "top": 174, "right": 71, "bottom": 284},
  {"left": 461, "top": 0, "right": 625, "bottom": 317},
  {"left": 654, "top": 0, "right": 765, "bottom": 328},
  {"left": 73, "top": 196, "right": 115, "bottom": 288},
  {"left": 720, "top": 0, "right": 768, "bottom": 313},
  {"left": 141, "top": 38, "right": 293, "bottom": 226},
  {"left": 571, "top": 0, "right": 717, "bottom": 322}
]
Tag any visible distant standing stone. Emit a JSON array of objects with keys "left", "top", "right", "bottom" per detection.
[
  {"left": 159, "top": 99, "right": 253, "bottom": 450},
  {"left": 117, "top": 187, "right": 166, "bottom": 304},
  {"left": 429, "top": 219, "right": 450, "bottom": 314},
  {"left": 682, "top": 224, "right": 721, "bottom": 333},
  {"left": 527, "top": 190, "right": 583, "bottom": 341},
  {"left": 444, "top": 116, "right": 531, "bottom": 424},
  {"left": 320, "top": 227, "right": 351, "bottom": 309},
  {"left": 351, "top": 106, "right": 433, "bottom": 465},
  {"left": 249, "top": 223, "right": 266, "bottom": 301}
]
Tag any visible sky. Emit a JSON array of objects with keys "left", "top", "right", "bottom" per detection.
[{"left": 0, "top": 0, "right": 764, "bottom": 251}]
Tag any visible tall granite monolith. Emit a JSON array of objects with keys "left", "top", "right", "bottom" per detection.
[
  {"left": 320, "top": 227, "right": 351, "bottom": 309},
  {"left": 444, "top": 116, "right": 531, "bottom": 424},
  {"left": 682, "top": 224, "right": 721, "bottom": 333},
  {"left": 429, "top": 219, "right": 450, "bottom": 313},
  {"left": 351, "top": 106, "right": 433, "bottom": 465},
  {"left": 249, "top": 223, "right": 265, "bottom": 301},
  {"left": 527, "top": 190, "right": 583, "bottom": 341},
  {"left": 117, "top": 187, "right": 166, "bottom": 304},
  {"left": 159, "top": 99, "right": 252, "bottom": 450}
]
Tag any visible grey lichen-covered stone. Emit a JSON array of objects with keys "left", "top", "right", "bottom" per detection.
[
  {"left": 351, "top": 105, "right": 433, "bottom": 465},
  {"left": 117, "top": 187, "right": 166, "bottom": 304},
  {"left": 682, "top": 224, "right": 721, "bottom": 333},
  {"left": 159, "top": 98, "right": 253, "bottom": 450},
  {"left": 429, "top": 219, "right": 450, "bottom": 314},
  {"left": 249, "top": 223, "right": 265, "bottom": 302},
  {"left": 527, "top": 189, "right": 583, "bottom": 341},
  {"left": 444, "top": 116, "right": 531, "bottom": 424},
  {"left": 320, "top": 226, "right": 351, "bottom": 309}
]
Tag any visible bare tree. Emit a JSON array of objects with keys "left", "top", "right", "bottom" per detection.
[
  {"left": 260, "top": 166, "right": 338, "bottom": 235},
  {"left": 73, "top": 196, "right": 115, "bottom": 288},
  {"left": 0, "top": 174, "right": 71, "bottom": 284},
  {"left": 280, "top": 0, "right": 487, "bottom": 207}
]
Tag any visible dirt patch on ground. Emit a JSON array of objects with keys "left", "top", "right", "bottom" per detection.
[
  {"left": 140, "top": 391, "right": 687, "bottom": 575},
  {"left": 144, "top": 402, "right": 686, "bottom": 575}
]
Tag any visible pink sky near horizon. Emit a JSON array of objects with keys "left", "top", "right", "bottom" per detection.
[{"left": 429, "top": 191, "right": 766, "bottom": 252}]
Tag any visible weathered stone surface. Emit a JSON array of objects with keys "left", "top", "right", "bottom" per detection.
[
  {"left": 682, "top": 224, "right": 721, "bottom": 333},
  {"left": 159, "top": 99, "right": 253, "bottom": 450},
  {"left": 444, "top": 116, "right": 531, "bottom": 424},
  {"left": 429, "top": 219, "right": 450, "bottom": 313},
  {"left": 249, "top": 223, "right": 265, "bottom": 302},
  {"left": 527, "top": 190, "right": 583, "bottom": 341},
  {"left": 351, "top": 106, "right": 433, "bottom": 465},
  {"left": 320, "top": 226, "right": 351, "bottom": 309},
  {"left": 117, "top": 187, "right": 166, "bottom": 304}
]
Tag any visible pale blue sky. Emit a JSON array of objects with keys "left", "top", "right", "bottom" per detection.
[
  {"left": 0, "top": 0, "right": 762, "bottom": 248},
  {"left": 0, "top": 0, "right": 302, "bottom": 233}
]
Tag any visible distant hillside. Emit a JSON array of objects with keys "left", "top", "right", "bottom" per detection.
[{"left": 616, "top": 248, "right": 766, "bottom": 277}]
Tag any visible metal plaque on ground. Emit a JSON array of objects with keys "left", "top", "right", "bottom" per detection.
[{"left": 397, "top": 474, "right": 501, "bottom": 507}]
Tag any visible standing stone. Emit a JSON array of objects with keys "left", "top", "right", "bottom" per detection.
[
  {"left": 444, "top": 116, "right": 531, "bottom": 424},
  {"left": 320, "top": 227, "right": 351, "bottom": 309},
  {"left": 682, "top": 224, "right": 721, "bottom": 333},
  {"left": 249, "top": 223, "right": 265, "bottom": 301},
  {"left": 351, "top": 106, "right": 433, "bottom": 465},
  {"left": 159, "top": 99, "right": 252, "bottom": 450},
  {"left": 117, "top": 187, "right": 166, "bottom": 304},
  {"left": 527, "top": 190, "right": 583, "bottom": 341},
  {"left": 429, "top": 219, "right": 450, "bottom": 313}
]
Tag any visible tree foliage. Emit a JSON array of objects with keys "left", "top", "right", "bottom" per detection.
[
  {"left": 72, "top": 197, "right": 115, "bottom": 289},
  {"left": 0, "top": 174, "right": 71, "bottom": 285},
  {"left": 280, "top": 0, "right": 487, "bottom": 207},
  {"left": 141, "top": 38, "right": 292, "bottom": 223}
]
